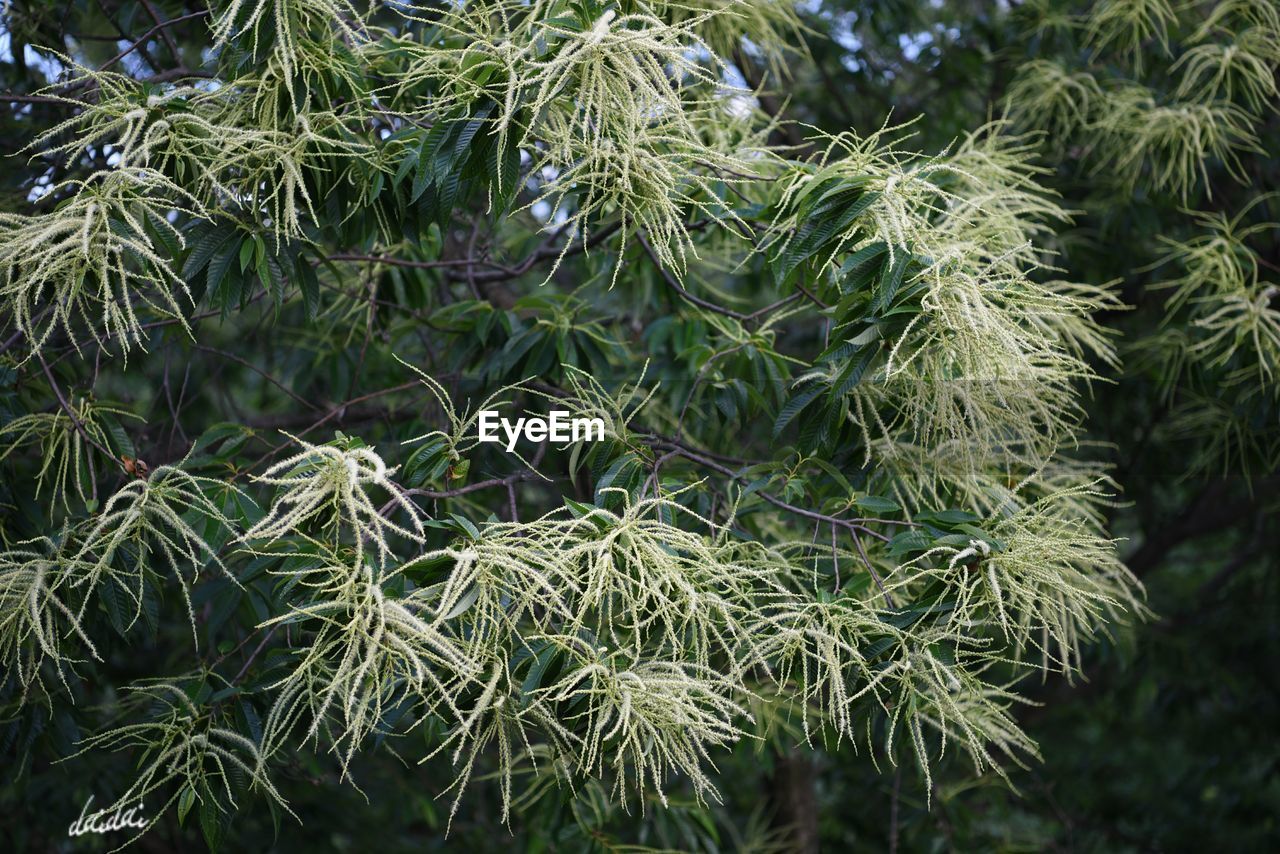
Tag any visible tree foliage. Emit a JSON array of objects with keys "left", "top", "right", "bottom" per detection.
[{"left": 0, "top": 0, "right": 1273, "bottom": 851}]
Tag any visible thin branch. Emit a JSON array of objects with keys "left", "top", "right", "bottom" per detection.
[
  {"left": 0, "top": 93, "right": 77, "bottom": 105},
  {"left": 637, "top": 231, "right": 801, "bottom": 324},
  {"left": 248, "top": 381, "right": 422, "bottom": 471},
  {"left": 401, "top": 471, "right": 539, "bottom": 501},
  {"left": 98, "top": 10, "right": 211, "bottom": 73},
  {"left": 35, "top": 350, "right": 121, "bottom": 487},
  {"left": 636, "top": 231, "right": 750, "bottom": 321},
  {"left": 645, "top": 437, "right": 892, "bottom": 542},
  {"left": 462, "top": 220, "right": 626, "bottom": 284},
  {"left": 192, "top": 345, "right": 321, "bottom": 412},
  {"left": 233, "top": 627, "right": 278, "bottom": 684},
  {"left": 849, "top": 526, "right": 895, "bottom": 607},
  {"left": 326, "top": 253, "right": 505, "bottom": 271},
  {"left": 138, "top": 0, "right": 181, "bottom": 61}
]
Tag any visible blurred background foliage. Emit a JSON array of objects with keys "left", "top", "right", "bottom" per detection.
[
  {"left": 1, "top": 0, "right": 1277, "bottom": 851},
  {"left": 751, "top": 0, "right": 1280, "bottom": 850}
]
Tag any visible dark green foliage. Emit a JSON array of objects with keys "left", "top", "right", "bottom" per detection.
[{"left": 0, "top": 0, "right": 1275, "bottom": 852}]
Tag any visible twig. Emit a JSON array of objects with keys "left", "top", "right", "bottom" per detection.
[
  {"left": 646, "top": 437, "right": 893, "bottom": 542},
  {"left": 326, "top": 253, "right": 506, "bottom": 271},
  {"left": 850, "top": 527, "right": 895, "bottom": 608},
  {"left": 831, "top": 524, "right": 841, "bottom": 593},
  {"left": 248, "top": 381, "right": 422, "bottom": 471},
  {"left": 138, "top": 0, "right": 181, "bottom": 61},
  {"left": 400, "top": 471, "right": 539, "bottom": 502},
  {"left": 461, "top": 220, "right": 626, "bottom": 284},
  {"left": 35, "top": 350, "right": 121, "bottom": 497},
  {"left": 193, "top": 345, "right": 322, "bottom": 412},
  {"left": 98, "top": 10, "right": 210, "bottom": 73},
  {"left": 637, "top": 231, "right": 801, "bottom": 324},
  {"left": 636, "top": 231, "right": 751, "bottom": 321},
  {"left": 233, "top": 627, "right": 279, "bottom": 684},
  {"left": 0, "top": 94, "right": 76, "bottom": 105}
]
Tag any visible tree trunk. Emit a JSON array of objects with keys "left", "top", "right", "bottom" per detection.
[{"left": 768, "top": 749, "right": 820, "bottom": 853}]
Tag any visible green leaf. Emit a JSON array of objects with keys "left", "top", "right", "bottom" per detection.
[
  {"left": 206, "top": 235, "right": 241, "bottom": 305},
  {"left": 182, "top": 224, "right": 236, "bottom": 280},
  {"left": 916, "top": 509, "right": 981, "bottom": 526},
  {"left": 442, "top": 584, "right": 479, "bottom": 620},
  {"left": 199, "top": 792, "right": 226, "bottom": 852},
  {"left": 178, "top": 784, "right": 196, "bottom": 827},
  {"left": 238, "top": 238, "right": 255, "bottom": 273},
  {"left": 873, "top": 248, "right": 912, "bottom": 312},
  {"left": 774, "top": 383, "right": 825, "bottom": 438},
  {"left": 296, "top": 256, "right": 320, "bottom": 319},
  {"left": 854, "top": 495, "right": 900, "bottom": 513}
]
